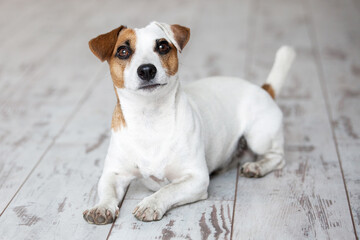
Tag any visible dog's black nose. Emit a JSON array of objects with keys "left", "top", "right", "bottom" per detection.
[{"left": 137, "top": 64, "right": 157, "bottom": 81}]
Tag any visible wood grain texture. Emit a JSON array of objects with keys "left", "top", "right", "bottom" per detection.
[
  {"left": 231, "top": 0, "right": 357, "bottom": 238},
  {"left": 111, "top": 200, "right": 233, "bottom": 240},
  {"left": 0, "top": 70, "right": 115, "bottom": 239},
  {"left": 305, "top": 0, "right": 360, "bottom": 236},
  {"left": 0, "top": 0, "right": 358, "bottom": 239},
  {"left": 0, "top": 0, "right": 144, "bottom": 213},
  {"left": 180, "top": 0, "right": 251, "bottom": 83},
  {"left": 0, "top": 0, "right": 99, "bottom": 94},
  {"left": 110, "top": 170, "right": 238, "bottom": 240},
  {"left": 0, "top": 0, "right": 109, "bottom": 212}
]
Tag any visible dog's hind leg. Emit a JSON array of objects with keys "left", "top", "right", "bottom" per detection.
[
  {"left": 239, "top": 46, "right": 295, "bottom": 178},
  {"left": 241, "top": 116, "right": 285, "bottom": 178}
]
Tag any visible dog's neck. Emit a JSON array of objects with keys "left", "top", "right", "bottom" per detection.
[{"left": 116, "top": 80, "right": 181, "bottom": 131}]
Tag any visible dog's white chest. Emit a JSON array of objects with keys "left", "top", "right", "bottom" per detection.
[
  {"left": 136, "top": 158, "right": 166, "bottom": 180},
  {"left": 136, "top": 157, "right": 171, "bottom": 190},
  {"left": 117, "top": 122, "right": 178, "bottom": 181}
]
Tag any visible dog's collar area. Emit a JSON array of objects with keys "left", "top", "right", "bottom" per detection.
[{"left": 138, "top": 83, "right": 167, "bottom": 90}]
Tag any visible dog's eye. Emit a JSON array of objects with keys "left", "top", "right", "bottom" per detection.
[
  {"left": 157, "top": 41, "right": 171, "bottom": 55},
  {"left": 116, "top": 46, "right": 132, "bottom": 59}
]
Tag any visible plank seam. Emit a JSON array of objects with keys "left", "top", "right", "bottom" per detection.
[
  {"left": 230, "top": 166, "right": 240, "bottom": 240},
  {"left": 0, "top": 66, "right": 105, "bottom": 217},
  {"left": 106, "top": 186, "right": 130, "bottom": 240},
  {"left": 231, "top": 0, "right": 257, "bottom": 237},
  {"left": 302, "top": 0, "right": 359, "bottom": 238}
]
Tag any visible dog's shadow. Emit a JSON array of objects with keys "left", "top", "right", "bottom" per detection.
[{"left": 211, "top": 137, "right": 256, "bottom": 178}]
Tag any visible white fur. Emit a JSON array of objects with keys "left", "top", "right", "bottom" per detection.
[
  {"left": 266, "top": 46, "right": 296, "bottom": 94},
  {"left": 84, "top": 22, "right": 295, "bottom": 223}
]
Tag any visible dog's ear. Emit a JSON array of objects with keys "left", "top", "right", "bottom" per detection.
[
  {"left": 153, "top": 22, "right": 190, "bottom": 53},
  {"left": 89, "top": 26, "right": 126, "bottom": 62},
  {"left": 170, "top": 24, "right": 190, "bottom": 51}
]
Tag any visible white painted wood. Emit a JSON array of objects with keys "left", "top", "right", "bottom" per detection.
[
  {"left": 0, "top": 0, "right": 147, "bottom": 213},
  {"left": 112, "top": 200, "right": 233, "bottom": 240},
  {"left": 0, "top": 0, "right": 99, "bottom": 93},
  {"left": 0, "top": 21, "right": 101, "bottom": 212},
  {"left": 0, "top": 0, "right": 44, "bottom": 41},
  {"left": 0, "top": 70, "right": 115, "bottom": 239},
  {"left": 180, "top": 0, "right": 251, "bottom": 83},
  {"left": 0, "top": 0, "right": 107, "bottom": 211},
  {"left": 306, "top": 0, "right": 360, "bottom": 236},
  {"left": 231, "top": 0, "right": 356, "bottom": 238},
  {"left": 0, "top": 0, "right": 358, "bottom": 239},
  {"left": 0, "top": 0, "right": 238, "bottom": 239}
]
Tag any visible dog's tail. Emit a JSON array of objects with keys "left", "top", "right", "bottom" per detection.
[{"left": 262, "top": 46, "right": 296, "bottom": 99}]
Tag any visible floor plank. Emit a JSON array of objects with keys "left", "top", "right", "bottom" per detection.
[
  {"left": 0, "top": 68, "right": 114, "bottom": 239},
  {"left": 0, "top": 0, "right": 105, "bottom": 212},
  {"left": 0, "top": 0, "right": 235, "bottom": 239},
  {"left": 0, "top": 0, "right": 164, "bottom": 214},
  {"left": 0, "top": 0, "right": 358, "bottom": 239},
  {"left": 306, "top": 0, "right": 360, "bottom": 236},
  {"left": 0, "top": 0, "right": 99, "bottom": 93},
  {"left": 110, "top": 170, "right": 236, "bottom": 240},
  {"left": 231, "top": 0, "right": 356, "bottom": 238}
]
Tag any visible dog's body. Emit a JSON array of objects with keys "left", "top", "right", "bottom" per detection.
[{"left": 83, "top": 22, "right": 295, "bottom": 224}]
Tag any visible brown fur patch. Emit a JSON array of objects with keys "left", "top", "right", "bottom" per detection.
[
  {"left": 112, "top": 86, "right": 126, "bottom": 131},
  {"left": 156, "top": 24, "right": 189, "bottom": 75},
  {"left": 89, "top": 27, "right": 135, "bottom": 131},
  {"left": 108, "top": 29, "right": 137, "bottom": 131},
  {"left": 158, "top": 41, "right": 179, "bottom": 76},
  {"left": 89, "top": 26, "right": 128, "bottom": 131},
  {"left": 89, "top": 26, "right": 125, "bottom": 62},
  {"left": 170, "top": 24, "right": 190, "bottom": 51},
  {"left": 262, "top": 83, "right": 275, "bottom": 99},
  {"left": 109, "top": 28, "right": 137, "bottom": 88}
]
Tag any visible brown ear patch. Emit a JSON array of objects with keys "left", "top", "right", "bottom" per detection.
[
  {"left": 170, "top": 24, "right": 190, "bottom": 51},
  {"left": 109, "top": 28, "right": 137, "bottom": 88},
  {"left": 262, "top": 83, "right": 275, "bottom": 99},
  {"left": 112, "top": 87, "right": 126, "bottom": 131},
  {"left": 89, "top": 26, "right": 125, "bottom": 62}
]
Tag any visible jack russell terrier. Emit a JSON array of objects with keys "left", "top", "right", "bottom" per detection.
[{"left": 83, "top": 21, "right": 295, "bottom": 224}]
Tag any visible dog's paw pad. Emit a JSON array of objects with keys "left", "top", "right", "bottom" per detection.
[
  {"left": 83, "top": 206, "right": 119, "bottom": 225},
  {"left": 240, "top": 162, "right": 262, "bottom": 178},
  {"left": 133, "top": 197, "right": 164, "bottom": 222}
]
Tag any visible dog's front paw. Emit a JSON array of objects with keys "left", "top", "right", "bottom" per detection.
[
  {"left": 240, "top": 162, "right": 262, "bottom": 178},
  {"left": 83, "top": 204, "right": 119, "bottom": 225},
  {"left": 133, "top": 196, "right": 165, "bottom": 222}
]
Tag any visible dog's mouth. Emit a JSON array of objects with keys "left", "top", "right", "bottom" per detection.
[{"left": 138, "top": 83, "right": 167, "bottom": 91}]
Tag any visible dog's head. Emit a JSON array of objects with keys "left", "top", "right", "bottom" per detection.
[{"left": 89, "top": 22, "right": 190, "bottom": 95}]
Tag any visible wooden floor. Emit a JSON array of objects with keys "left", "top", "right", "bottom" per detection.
[{"left": 0, "top": 0, "right": 359, "bottom": 239}]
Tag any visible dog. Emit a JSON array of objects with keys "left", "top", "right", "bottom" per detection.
[{"left": 83, "top": 21, "right": 295, "bottom": 224}]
